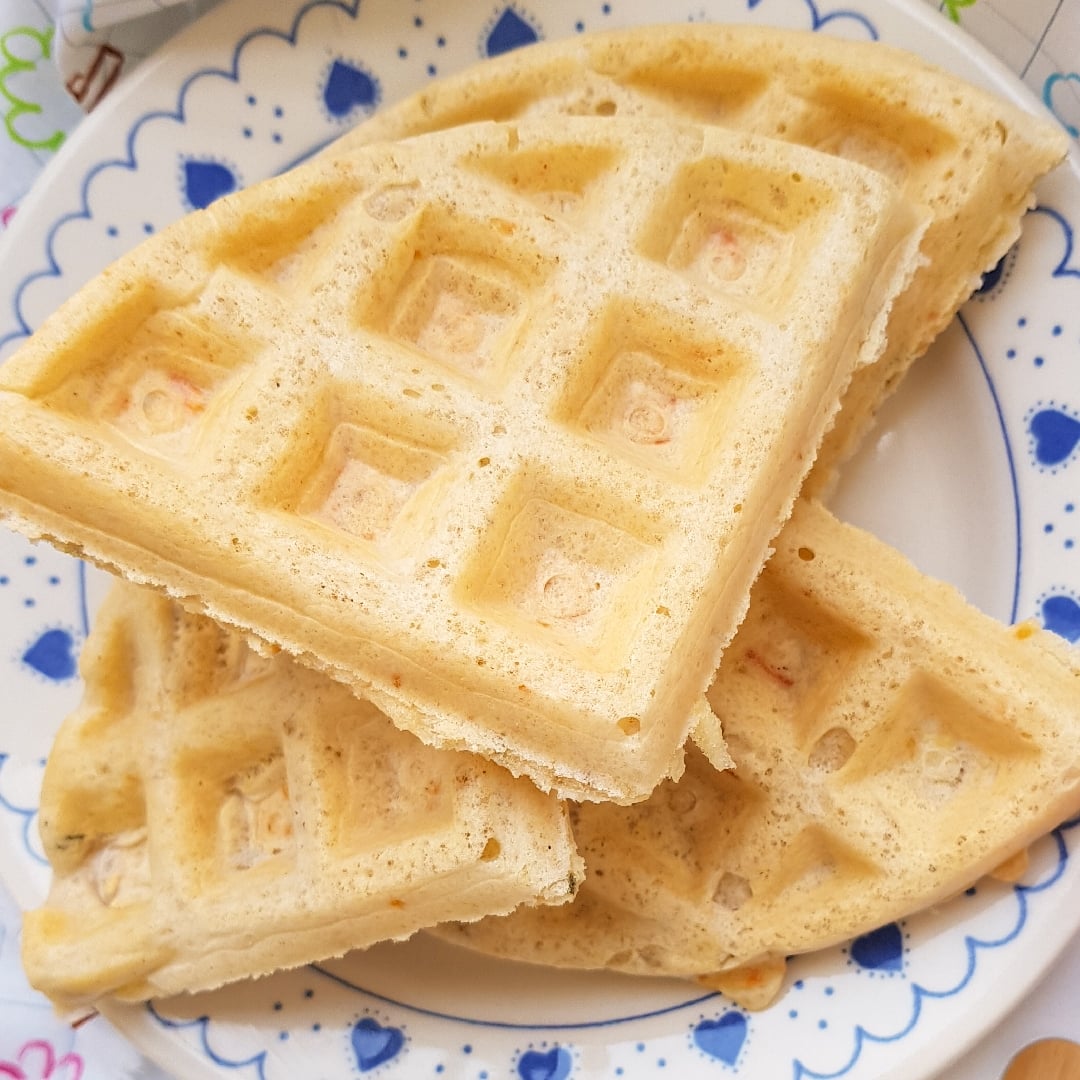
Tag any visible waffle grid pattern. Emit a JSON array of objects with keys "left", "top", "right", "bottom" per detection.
[
  {"left": 22, "top": 585, "right": 579, "bottom": 1008},
  {"left": 434, "top": 499, "right": 1080, "bottom": 993},
  {"left": 0, "top": 117, "right": 918, "bottom": 799},
  {"left": 345, "top": 25, "right": 1068, "bottom": 490}
]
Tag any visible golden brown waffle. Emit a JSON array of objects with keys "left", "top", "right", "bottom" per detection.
[
  {"left": 338, "top": 23, "right": 1068, "bottom": 490},
  {"left": 0, "top": 117, "right": 925, "bottom": 802},
  {"left": 21, "top": 582, "right": 582, "bottom": 1014},
  {"left": 431, "top": 498, "right": 1080, "bottom": 1005}
]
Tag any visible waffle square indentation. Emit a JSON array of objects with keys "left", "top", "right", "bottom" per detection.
[
  {"left": 362, "top": 204, "right": 553, "bottom": 390},
  {"left": 790, "top": 88, "right": 955, "bottom": 186},
  {"left": 762, "top": 824, "right": 881, "bottom": 902},
  {"left": 217, "top": 754, "right": 296, "bottom": 872},
  {"left": 668, "top": 201, "right": 793, "bottom": 298},
  {"left": 840, "top": 673, "right": 1039, "bottom": 810},
  {"left": 391, "top": 254, "right": 525, "bottom": 381},
  {"left": 560, "top": 299, "right": 749, "bottom": 482},
  {"left": 641, "top": 156, "right": 832, "bottom": 310},
  {"left": 45, "top": 307, "right": 254, "bottom": 459},
  {"left": 294, "top": 702, "right": 456, "bottom": 860},
  {"left": 298, "top": 421, "right": 450, "bottom": 546},
  {"left": 723, "top": 575, "right": 871, "bottom": 754},
  {"left": 467, "top": 483, "right": 661, "bottom": 670},
  {"left": 171, "top": 730, "right": 296, "bottom": 884}
]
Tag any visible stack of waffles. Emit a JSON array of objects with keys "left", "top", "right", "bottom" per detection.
[{"left": 2, "top": 24, "right": 1077, "bottom": 1014}]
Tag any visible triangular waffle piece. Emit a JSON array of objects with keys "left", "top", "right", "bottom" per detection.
[
  {"left": 22, "top": 582, "right": 581, "bottom": 1014},
  {"left": 431, "top": 498, "right": 1080, "bottom": 1004},
  {"left": 337, "top": 23, "right": 1068, "bottom": 491},
  {"left": 0, "top": 116, "right": 925, "bottom": 801}
]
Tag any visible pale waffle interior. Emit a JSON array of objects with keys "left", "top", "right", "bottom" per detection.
[
  {"left": 432, "top": 498, "right": 1080, "bottom": 1004},
  {"left": 339, "top": 22, "right": 1068, "bottom": 490},
  {"left": 22, "top": 582, "right": 582, "bottom": 1014},
  {"left": 0, "top": 116, "right": 925, "bottom": 802}
]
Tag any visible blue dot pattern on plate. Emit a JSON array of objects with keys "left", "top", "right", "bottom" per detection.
[
  {"left": 958, "top": 202, "right": 1080, "bottom": 649},
  {"left": 2, "top": 550, "right": 86, "bottom": 684}
]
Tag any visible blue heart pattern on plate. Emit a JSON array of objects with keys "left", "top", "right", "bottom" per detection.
[
  {"left": 693, "top": 1011, "right": 748, "bottom": 1065},
  {"left": 351, "top": 1017, "right": 404, "bottom": 1071},
  {"left": 1043, "top": 595, "right": 1080, "bottom": 643},
  {"left": 181, "top": 158, "right": 238, "bottom": 210},
  {"left": 1029, "top": 407, "right": 1080, "bottom": 469},
  {"left": 517, "top": 1045, "right": 572, "bottom": 1080},
  {"left": 21, "top": 627, "right": 78, "bottom": 681},
  {"left": 485, "top": 8, "right": 540, "bottom": 56},
  {"left": 323, "top": 59, "right": 378, "bottom": 119},
  {"left": 850, "top": 923, "right": 904, "bottom": 972},
  {"left": 1042, "top": 71, "right": 1080, "bottom": 139}
]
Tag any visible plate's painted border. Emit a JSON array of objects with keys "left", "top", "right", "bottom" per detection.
[
  {"left": 748, "top": 0, "right": 879, "bottom": 35},
  {"left": 0, "top": 0, "right": 362, "bottom": 355},
  {"left": 122, "top": 818, "right": 1077, "bottom": 1080},
  {"left": 796, "top": 819, "right": 1080, "bottom": 1080}
]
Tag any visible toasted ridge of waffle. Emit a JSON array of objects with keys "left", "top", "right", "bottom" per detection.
[
  {"left": 0, "top": 117, "right": 925, "bottom": 802},
  {"left": 21, "top": 582, "right": 582, "bottom": 1013},
  {"left": 336, "top": 23, "right": 1068, "bottom": 491},
  {"left": 430, "top": 498, "right": 1080, "bottom": 1004}
]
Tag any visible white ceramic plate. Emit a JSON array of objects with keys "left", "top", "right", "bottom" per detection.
[{"left": 1, "top": 1, "right": 1078, "bottom": 1077}]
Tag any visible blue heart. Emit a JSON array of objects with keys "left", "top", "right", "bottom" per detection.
[
  {"left": 693, "top": 1011, "right": 748, "bottom": 1065},
  {"left": 850, "top": 923, "right": 904, "bottom": 971},
  {"left": 22, "top": 628, "right": 78, "bottom": 681},
  {"left": 1043, "top": 595, "right": 1080, "bottom": 643},
  {"left": 323, "top": 59, "right": 378, "bottom": 118},
  {"left": 518, "top": 1046, "right": 572, "bottom": 1080},
  {"left": 1029, "top": 408, "right": 1080, "bottom": 468},
  {"left": 1044, "top": 73, "right": 1080, "bottom": 138},
  {"left": 182, "top": 159, "right": 238, "bottom": 210},
  {"left": 350, "top": 1017, "right": 404, "bottom": 1071},
  {"left": 485, "top": 9, "right": 539, "bottom": 56}
]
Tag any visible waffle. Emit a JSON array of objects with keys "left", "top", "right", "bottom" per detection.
[
  {"left": 338, "top": 23, "right": 1068, "bottom": 490},
  {"left": 432, "top": 498, "right": 1080, "bottom": 1006},
  {"left": 21, "top": 581, "right": 582, "bottom": 1014},
  {"left": 0, "top": 116, "right": 925, "bottom": 802}
]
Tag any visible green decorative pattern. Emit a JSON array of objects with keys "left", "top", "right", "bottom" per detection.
[
  {"left": 0, "top": 24, "right": 65, "bottom": 152},
  {"left": 942, "top": 0, "right": 979, "bottom": 24}
]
